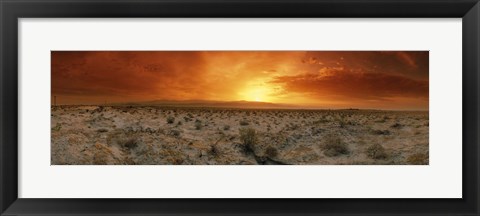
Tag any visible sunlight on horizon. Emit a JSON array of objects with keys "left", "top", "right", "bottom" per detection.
[{"left": 239, "top": 84, "right": 273, "bottom": 103}]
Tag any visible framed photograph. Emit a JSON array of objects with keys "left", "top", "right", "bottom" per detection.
[{"left": 1, "top": 0, "right": 479, "bottom": 215}]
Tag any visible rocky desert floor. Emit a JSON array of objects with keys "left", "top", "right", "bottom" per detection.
[{"left": 51, "top": 106, "right": 429, "bottom": 165}]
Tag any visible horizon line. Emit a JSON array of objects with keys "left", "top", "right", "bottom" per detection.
[{"left": 50, "top": 103, "right": 428, "bottom": 112}]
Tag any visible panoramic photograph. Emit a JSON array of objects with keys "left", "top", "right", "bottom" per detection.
[{"left": 51, "top": 51, "right": 429, "bottom": 165}]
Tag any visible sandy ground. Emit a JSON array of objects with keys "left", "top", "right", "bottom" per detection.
[{"left": 51, "top": 106, "right": 429, "bottom": 165}]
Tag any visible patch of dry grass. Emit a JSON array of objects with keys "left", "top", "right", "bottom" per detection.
[
  {"left": 407, "top": 152, "right": 429, "bottom": 165},
  {"left": 321, "top": 134, "right": 349, "bottom": 157},
  {"left": 366, "top": 143, "right": 388, "bottom": 159},
  {"left": 240, "top": 127, "right": 257, "bottom": 153}
]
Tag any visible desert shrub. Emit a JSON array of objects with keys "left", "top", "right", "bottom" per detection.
[
  {"left": 239, "top": 120, "right": 250, "bottom": 126},
  {"left": 407, "top": 153, "right": 429, "bottom": 165},
  {"left": 172, "top": 158, "right": 184, "bottom": 165},
  {"left": 97, "top": 128, "right": 108, "bottom": 133},
  {"left": 167, "top": 116, "right": 175, "bottom": 124},
  {"left": 52, "top": 123, "right": 62, "bottom": 131},
  {"left": 195, "top": 121, "right": 203, "bottom": 130},
  {"left": 223, "top": 125, "right": 230, "bottom": 130},
  {"left": 93, "top": 152, "right": 109, "bottom": 165},
  {"left": 122, "top": 138, "right": 138, "bottom": 149},
  {"left": 92, "top": 143, "right": 113, "bottom": 165},
  {"left": 170, "top": 129, "right": 181, "bottom": 137},
  {"left": 321, "top": 134, "right": 349, "bottom": 157},
  {"left": 371, "top": 129, "right": 391, "bottom": 135},
  {"left": 240, "top": 128, "right": 256, "bottom": 153},
  {"left": 209, "top": 145, "right": 220, "bottom": 157},
  {"left": 366, "top": 143, "right": 388, "bottom": 159},
  {"left": 265, "top": 146, "right": 278, "bottom": 158},
  {"left": 177, "top": 121, "right": 182, "bottom": 126},
  {"left": 314, "top": 118, "right": 329, "bottom": 124},
  {"left": 287, "top": 123, "right": 299, "bottom": 131},
  {"left": 391, "top": 123, "right": 403, "bottom": 129}
]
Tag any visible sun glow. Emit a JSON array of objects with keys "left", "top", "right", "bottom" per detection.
[{"left": 240, "top": 85, "right": 272, "bottom": 102}]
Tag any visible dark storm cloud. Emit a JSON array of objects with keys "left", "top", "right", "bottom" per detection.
[
  {"left": 300, "top": 51, "right": 428, "bottom": 79},
  {"left": 52, "top": 51, "right": 207, "bottom": 99},
  {"left": 270, "top": 69, "right": 428, "bottom": 101}
]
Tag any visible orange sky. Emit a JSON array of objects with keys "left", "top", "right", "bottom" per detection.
[{"left": 51, "top": 51, "right": 428, "bottom": 110}]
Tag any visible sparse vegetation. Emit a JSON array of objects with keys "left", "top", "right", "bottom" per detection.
[
  {"left": 366, "top": 143, "right": 387, "bottom": 159},
  {"left": 52, "top": 123, "right": 62, "bottom": 131},
  {"left": 52, "top": 106, "right": 428, "bottom": 165},
  {"left": 321, "top": 134, "right": 349, "bottom": 157},
  {"left": 170, "top": 129, "right": 181, "bottom": 137},
  {"left": 240, "top": 127, "right": 256, "bottom": 153},
  {"left": 93, "top": 143, "right": 112, "bottom": 165},
  {"left": 209, "top": 145, "right": 220, "bottom": 157},
  {"left": 122, "top": 138, "right": 138, "bottom": 149},
  {"left": 407, "top": 152, "right": 429, "bottom": 165},
  {"left": 239, "top": 119, "right": 249, "bottom": 126},
  {"left": 265, "top": 146, "right": 278, "bottom": 158},
  {"left": 195, "top": 121, "right": 203, "bottom": 130},
  {"left": 391, "top": 123, "right": 403, "bottom": 129},
  {"left": 371, "top": 129, "right": 391, "bottom": 135}
]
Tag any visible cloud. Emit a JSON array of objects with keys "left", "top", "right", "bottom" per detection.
[
  {"left": 51, "top": 51, "right": 429, "bottom": 109},
  {"left": 270, "top": 68, "right": 428, "bottom": 101},
  {"left": 52, "top": 51, "right": 208, "bottom": 101},
  {"left": 301, "top": 51, "right": 429, "bottom": 79}
]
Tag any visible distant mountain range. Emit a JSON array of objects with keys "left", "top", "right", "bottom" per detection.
[{"left": 113, "top": 99, "right": 299, "bottom": 109}]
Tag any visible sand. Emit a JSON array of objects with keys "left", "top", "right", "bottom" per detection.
[{"left": 51, "top": 106, "right": 429, "bottom": 165}]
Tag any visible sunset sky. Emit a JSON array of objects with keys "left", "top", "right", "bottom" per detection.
[{"left": 51, "top": 51, "right": 428, "bottom": 110}]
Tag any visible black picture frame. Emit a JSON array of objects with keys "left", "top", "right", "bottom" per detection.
[{"left": 1, "top": 0, "right": 479, "bottom": 215}]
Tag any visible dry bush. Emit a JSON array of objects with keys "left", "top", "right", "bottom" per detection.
[
  {"left": 209, "top": 145, "right": 220, "bottom": 157},
  {"left": 371, "top": 129, "right": 391, "bottom": 135},
  {"left": 97, "top": 128, "right": 108, "bottom": 133},
  {"left": 240, "top": 128, "right": 256, "bottom": 153},
  {"left": 123, "top": 138, "right": 138, "bottom": 149},
  {"left": 170, "top": 129, "right": 181, "bottom": 137},
  {"left": 287, "top": 123, "right": 299, "bottom": 131},
  {"left": 239, "top": 120, "right": 250, "bottom": 126},
  {"left": 321, "top": 134, "right": 349, "bottom": 157},
  {"left": 366, "top": 143, "right": 388, "bottom": 159},
  {"left": 195, "top": 121, "right": 203, "bottom": 130},
  {"left": 407, "top": 153, "right": 429, "bottom": 165},
  {"left": 391, "top": 123, "right": 403, "bottom": 129},
  {"left": 172, "top": 158, "right": 184, "bottom": 165},
  {"left": 265, "top": 146, "right": 278, "bottom": 158},
  {"left": 93, "top": 143, "right": 113, "bottom": 165},
  {"left": 52, "top": 123, "right": 62, "bottom": 131},
  {"left": 167, "top": 116, "right": 175, "bottom": 124},
  {"left": 223, "top": 125, "right": 230, "bottom": 130}
]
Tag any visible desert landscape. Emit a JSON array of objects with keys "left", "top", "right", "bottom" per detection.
[
  {"left": 51, "top": 51, "right": 429, "bottom": 165},
  {"left": 51, "top": 104, "right": 429, "bottom": 165}
]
